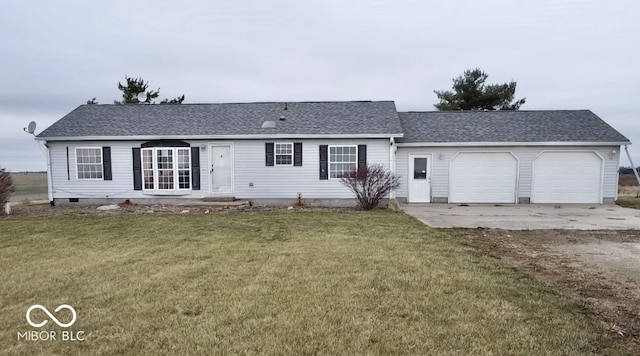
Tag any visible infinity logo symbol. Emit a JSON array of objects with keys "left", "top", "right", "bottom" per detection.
[{"left": 26, "top": 304, "right": 77, "bottom": 328}]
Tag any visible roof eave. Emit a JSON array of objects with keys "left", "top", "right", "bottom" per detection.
[
  {"left": 36, "top": 133, "right": 405, "bottom": 141},
  {"left": 396, "top": 141, "right": 631, "bottom": 147}
]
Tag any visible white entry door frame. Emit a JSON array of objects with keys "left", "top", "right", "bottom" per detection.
[
  {"left": 408, "top": 154, "right": 432, "bottom": 203},
  {"left": 209, "top": 143, "right": 233, "bottom": 194}
]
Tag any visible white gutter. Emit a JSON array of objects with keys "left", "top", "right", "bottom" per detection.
[
  {"left": 37, "top": 133, "right": 405, "bottom": 141},
  {"left": 396, "top": 141, "right": 630, "bottom": 147},
  {"left": 624, "top": 145, "right": 640, "bottom": 185},
  {"left": 45, "top": 142, "right": 54, "bottom": 205},
  {"left": 389, "top": 137, "right": 396, "bottom": 199}
]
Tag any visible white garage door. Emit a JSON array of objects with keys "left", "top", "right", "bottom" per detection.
[
  {"left": 531, "top": 151, "right": 602, "bottom": 203},
  {"left": 450, "top": 152, "right": 518, "bottom": 203}
]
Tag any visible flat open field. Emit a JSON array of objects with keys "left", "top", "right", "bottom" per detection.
[
  {"left": 7, "top": 173, "right": 47, "bottom": 202},
  {"left": 619, "top": 173, "right": 640, "bottom": 187},
  {"left": 0, "top": 210, "right": 631, "bottom": 355},
  {"left": 619, "top": 174, "right": 640, "bottom": 197},
  {"left": 617, "top": 174, "right": 640, "bottom": 208}
]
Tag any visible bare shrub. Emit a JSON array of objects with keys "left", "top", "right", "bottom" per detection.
[
  {"left": 0, "top": 168, "right": 13, "bottom": 212},
  {"left": 340, "top": 164, "right": 400, "bottom": 210}
]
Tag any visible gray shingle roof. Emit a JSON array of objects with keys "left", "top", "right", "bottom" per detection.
[
  {"left": 37, "top": 101, "right": 403, "bottom": 139},
  {"left": 397, "top": 110, "right": 629, "bottom": 144}
]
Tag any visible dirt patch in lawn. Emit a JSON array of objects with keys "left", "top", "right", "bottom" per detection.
[
  {"left": 456, "top": 228, "right": 640, "bottom": 350},
  {"left": 2, "top": 202, "right": 352, "bottom": 218}
]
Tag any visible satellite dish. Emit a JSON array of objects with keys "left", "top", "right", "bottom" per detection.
[
  {"left": 24, "top": 121, "right": 37, "bottom": 134},
  {"left": 136, "top": 92, "right": 147, "bottom": 103}
]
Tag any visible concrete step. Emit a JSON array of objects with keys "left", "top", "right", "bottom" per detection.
[
  {"left": 177, "top": 200, "right": 249, "bottom": 207},
  {"left": 201, "top": 196, "right": 236, "bottom": 202}
]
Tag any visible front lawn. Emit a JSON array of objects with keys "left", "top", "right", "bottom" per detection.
[{"left": 0, "top": 211, "right": 629, "bottom": 355}]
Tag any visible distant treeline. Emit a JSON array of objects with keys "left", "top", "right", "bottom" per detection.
[
  {"left": 619, "top": 167, "right": 640, "bottom": 174},
  {"left": 9, "top": 171, "right": 47, "bottom": 175}
]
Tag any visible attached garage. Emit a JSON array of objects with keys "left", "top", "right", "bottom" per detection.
[
  {"left": 449, "top": 152, "right": 518, "bottom": 203},
  {"left": 395, "top": 111, "right": 630, "bottom": 205},
  {"left": 531, "top": 151, "right": 603, "bottom": 203}
]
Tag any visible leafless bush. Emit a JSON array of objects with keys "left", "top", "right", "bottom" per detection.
[
  {"left": 0, "top": 167, "right": 13, "bottom": 212},
  {"left": 340, "top": 164, "right": 400, "bottom": 210}
]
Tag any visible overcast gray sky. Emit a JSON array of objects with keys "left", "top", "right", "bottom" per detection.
[{"left": 1, "top": 0, "right": 638, "bottom": 171}]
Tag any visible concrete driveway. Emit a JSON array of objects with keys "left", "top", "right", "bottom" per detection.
[{"left": 401, "top": 204, "right": 640, "bottom": 230}]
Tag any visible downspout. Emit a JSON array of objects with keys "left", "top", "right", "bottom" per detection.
[
  {"left": 624, "top": 145, "right": 640, "bottom": 185},
  {"left": 45, "top": 142, "right": 54, "bottom": 206},
  {"left": 389, "top": 137, "right": 396, "bottom": 199}
]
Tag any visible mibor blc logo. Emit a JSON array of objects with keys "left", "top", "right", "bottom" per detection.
[
  {"left": 26, "top": 304, "right": 77, "bottom": 328},
  {"left": 18, "top": 304, "right": 85, "bottom": 342}
]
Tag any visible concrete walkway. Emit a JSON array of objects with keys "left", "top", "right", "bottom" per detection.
[{"left": 401, "top": 204, "right": 640, "bottom": 230}]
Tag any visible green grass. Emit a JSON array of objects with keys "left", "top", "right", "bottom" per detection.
[
  {"left": 616, "top": 196, "right": 640, "bottom": 209},
  {"left": 0, "top": 211, "right": 630, "bottom": 355},
  {"left": 8, "top": 173, "right": 48, "bottom": 202}
]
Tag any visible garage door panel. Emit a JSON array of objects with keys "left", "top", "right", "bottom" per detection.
[
  {"left": 531, "top": 152, "right": 602, "bottom": 203},
  {"left": 450, "top": 152, "right": 517, "bottom": 203}
]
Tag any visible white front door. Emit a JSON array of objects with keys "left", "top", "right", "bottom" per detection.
[
  {"left": 408, "top": 155, "right": 431, "bottom": 203},
  {"left": 210, "top": 145, "right": 232, "bottom": 193}
]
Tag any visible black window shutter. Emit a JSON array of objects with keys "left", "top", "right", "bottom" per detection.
[
  {"left": 293, "top": 142, "right": 302, "bottom": 166},
  {"left": 319, "top": 145, "right": 328, "bottom": 180},
  {"left": 66, "top": 147, "right": 70, "bottom": 180},
  {"left": 357, "top": 145, "right": 367, "bottom": 171},
  {"left": 191, "top": 147, "right": 200, "bottom": 190},
  {"left": 132, "top": 148, "right": 142, "bottom": 190},
  {"left": 102, "top": 147, "right": 112, "bottom": 180},
  {"left": 265, "top": 143, "right": 274, "bottom": 166}
]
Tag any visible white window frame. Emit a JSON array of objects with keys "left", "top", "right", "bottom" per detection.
[
  {"left": 141, "top": 147, "right": 191, "bottom": 192},
  {"left": 274, "top": 142, "right": 294, "bottom": 166},
  {"left": 75, "top": 147, "right": 103, "bottom": 180},
  {"left": 328, "top": 145, "right": 358, "bottom": 179}
]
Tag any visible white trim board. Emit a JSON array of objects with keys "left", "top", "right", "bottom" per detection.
[
  {"left": 37, "top": 133, "right": 404, "bottom": 141},
  {"left": 396, "top": 141, "right": 629, "bottom": 147}
]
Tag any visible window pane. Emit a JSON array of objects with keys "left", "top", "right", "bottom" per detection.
[
  {"left": 157, "top": 149, "right": 173, "bottom": 169},
  {"left": 274, "top": 143, "right": 293, "bottom": 165},
  {"left": 276, "top": 155, "right": 292, "bottom": 165},
  {"left": 144, "top": 170, "right": 154, "bottom": 189},
  {"left": 157, "top": 169, "right": 174, "bottom": 190},
  {"left": 142, "top": 150, "right": 153, "bottom": 168},
  {"left": 328, "top": 146, "right": 357, "bottom": 178},
  {"left": 142, "top": 147, "right": 193, "bottom": 190},
  {"left": 413, "top": 158, "right": 427, "bottom": 179},
  {"left": 76, "top": 148, "right": 103, "bottom": 179},
  {"left": 177, "top": 149, "right": 190, "bottom": 169},
  {"left": 178, "top": 169, "right": 190, "bottom": 189}
]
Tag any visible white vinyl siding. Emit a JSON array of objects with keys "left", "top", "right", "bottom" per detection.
[
  {"left": 46, "top": 139, "right": 391, "bottom": 201},
  {"left": 395, "top": 146, "right": 620, "bottom": 203},
  {"left": 234, "top": 139, "right": 389, "bottom": 199},
  {"left": 75, "top": 148, "right": 103, "bottom": 180},
  {"left": 48, "top": 140, "right": 619, "bottom": 204}
]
